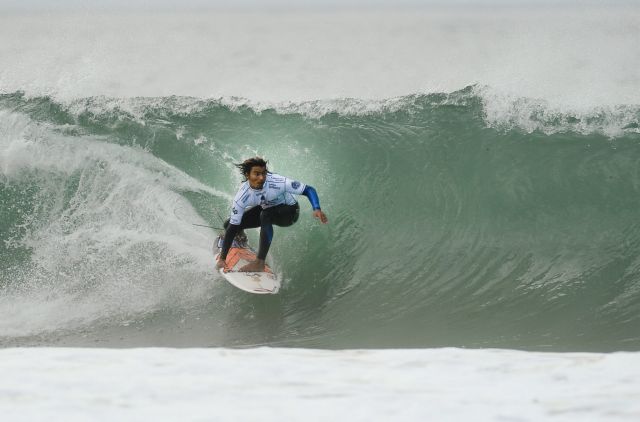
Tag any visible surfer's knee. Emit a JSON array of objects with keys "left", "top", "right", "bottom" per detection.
[
  {"left": 259, "top": 210, "right": 273, "bottom": 225},
  {"left": 259, "top": 221, "right": 274, "bottom": 245}
]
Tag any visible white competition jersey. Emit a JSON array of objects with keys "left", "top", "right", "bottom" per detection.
[{"left": 229, "top": 172, "right": 306, "bottom": 225}]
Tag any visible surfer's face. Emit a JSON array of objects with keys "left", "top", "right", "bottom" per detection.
[{"left": 247, "top": 166, "right": 267, "bottom": 189}]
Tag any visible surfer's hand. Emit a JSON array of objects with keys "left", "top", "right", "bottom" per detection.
[
  {"left": 313, "top": 209, "right": 328, "bottom": 224},
  {"left": 216, "top": 257, "right": 226, "bottom": 269}
]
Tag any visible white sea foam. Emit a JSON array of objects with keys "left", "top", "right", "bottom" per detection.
[
  {"left": 0, "top": 347, "right": 639, "bottom": 421},
  {"left": 476, "top": 85, "right": 640, "bottom": 137},
  {"left": 0, "top": 111, "right": 227, "bottom": 336}
]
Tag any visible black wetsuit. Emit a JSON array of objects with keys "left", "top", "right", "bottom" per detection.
[{"left": 222, "top": 203, "right": 299, "bottom": 260}]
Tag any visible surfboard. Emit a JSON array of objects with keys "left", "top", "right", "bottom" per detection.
[{"left": 213, "top": 236, "right": 280, "bottom": 294}]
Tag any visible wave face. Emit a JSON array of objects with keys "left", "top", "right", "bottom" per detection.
[{"left": 1, "top": 89, "right": 640, "bottom": 351}]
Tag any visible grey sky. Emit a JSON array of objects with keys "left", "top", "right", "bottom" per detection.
[{"left": 0, "top": 0, "right": 632, "bottom": 12}]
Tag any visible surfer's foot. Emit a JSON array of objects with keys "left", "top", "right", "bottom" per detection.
[{"left": 239, "top": 259, "right": 265, "bottom": 272}]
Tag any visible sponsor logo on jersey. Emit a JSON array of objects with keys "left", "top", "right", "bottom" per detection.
[{"left": 268, "top": 183, "right": 278, "bottom": 189}]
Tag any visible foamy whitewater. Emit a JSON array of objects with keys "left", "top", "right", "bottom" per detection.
[
  {"left": 1, "top": 3, "right": 640, "bottom": 420},
  {"left": 1, "top": 348, "right": 639, "bottom": 421}
]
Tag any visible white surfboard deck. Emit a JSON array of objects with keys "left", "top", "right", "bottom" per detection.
[{"left": 214, "top": 239, "right": 280, "bottom": 294}]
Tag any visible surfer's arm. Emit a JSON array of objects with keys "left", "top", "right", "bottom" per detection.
[
  {"left": 220, "top": 197, "right": 246, "bottom": 260},
  {"left": 220, "top": 223, "right": 241, "bottom": 260},
  {"left": 302, "top": 185, "right": 321, "bottom": 210},
  {"left": 302, "top": 185, "right": 328, "bottom": 224}
]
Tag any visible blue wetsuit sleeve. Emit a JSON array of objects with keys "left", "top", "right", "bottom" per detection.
[{"left": 302, "top": 185, "right": 321, "bottom": 210}]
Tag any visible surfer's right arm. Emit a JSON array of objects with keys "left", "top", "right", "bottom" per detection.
[
  {"left": 219, "top": 223, "right": 241, "bottom": 263},
  {"left": 218, "top": 190, "right": 248, "bottom": 266}
]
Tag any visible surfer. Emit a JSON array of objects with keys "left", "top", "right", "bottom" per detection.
[{"left": 216, "top": 157, "right": 328, "bottom": 272}]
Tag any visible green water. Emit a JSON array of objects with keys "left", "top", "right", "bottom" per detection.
[{"left": 1, "top": 89, "right": 640, "bottom": 351}]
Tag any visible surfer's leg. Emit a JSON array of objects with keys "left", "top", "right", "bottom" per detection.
[
  {"left": 232, "top": 207, "right": 270, "bottom": 272},
  {"left": 237, "top": 210, "right": 271, "bottom": 272},
  {"left": 223, "top": 206, "right": 262, "bottom": 242},
  {"left": 240, "top": 204, "right": 298, "bottom": 272},
  {"left": 254, "top": 204, "right": 299, "bottom": 260},
  {"left": 256, "top": 208, "right": 275, "bottom": 260},
  {"left": 223, "top": 206, "right": 261, "bottom": 230},
  {"left": 272, "top": 203, "right": 300, "bottom": 227}
]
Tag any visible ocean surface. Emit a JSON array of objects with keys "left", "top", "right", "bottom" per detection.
[
  {"left": 1, "top": 7, "right": 640, "bottom": 353},
  {"left": 2, "top": 347, "right": 639, "bottom": 421}
]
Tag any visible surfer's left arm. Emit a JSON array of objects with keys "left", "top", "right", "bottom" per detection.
[{"left": 302, "top": 185, "right": 328, "bottom": 224}]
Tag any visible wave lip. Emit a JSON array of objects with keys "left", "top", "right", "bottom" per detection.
[
  {"left": 4, "top": 86, "right": 640, "bottom": 138},
  {"left": 477, "top": 86, "right": 640, "bottom": 138}
]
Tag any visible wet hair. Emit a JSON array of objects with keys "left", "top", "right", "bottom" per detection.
[{"left": 235, "top": 157, "right": 268, "bottom": 180}]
